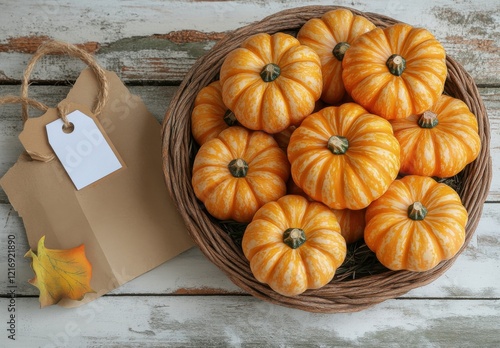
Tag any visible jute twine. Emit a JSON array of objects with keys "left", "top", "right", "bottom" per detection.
[
  {"left": 1, "top": 40, "right": 109, "bottom": 164},
  {"left": 0, "top": 95, "right": 48, "bottom": 114},
  {"left": 162, "top": 6, "right": 492, "bottom": 313},
  {"left": 19, "top": 40, "right": 109, "bottom": 126}
]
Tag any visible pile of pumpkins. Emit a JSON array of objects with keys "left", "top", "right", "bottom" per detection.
[{"left": 190, "top": 9, "right": 480, "bottom": 297}]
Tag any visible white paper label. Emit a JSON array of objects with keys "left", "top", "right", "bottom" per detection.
[{"left": 46, "top": 110, "right": 122, "bottom": 190}]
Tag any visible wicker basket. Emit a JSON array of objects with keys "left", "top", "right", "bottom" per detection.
[{"left": 161, "top": 5, "right": 492, "bottom": 313}]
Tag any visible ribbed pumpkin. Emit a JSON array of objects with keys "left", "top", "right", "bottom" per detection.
[
  {"left": 342, "top": 23, "right": 447, "bottom": 119},
  {"left": 365, "top": 175, "right": 467, "bottom": 272},
  {"left": 390, "top": 94, "right": 481, "bottom": 177},
  {"left": 191, "top": 80, "right": 237, "bottom": 145},
  {"left": 192, "top": 126, "right": 290, "bottom": 222},
  {"left": 332, "top": 208, "right": 366, "bottom": 245},
  {"left": 220, "top": 32, "right": 323, "bottom": 134},
  {"left": 272, "top": 100, "right": 329, "bottom": 152},
  {"left": 297, "top": 8, "right": 375, "bottom": 104},
  {"left": 287, "top": 103, "right": 400, "bottom": 210},
  {"left": 242, "top": 195, "right": 346, "bottom": 297}
]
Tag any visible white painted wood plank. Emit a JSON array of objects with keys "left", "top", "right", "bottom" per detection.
[
  {"left": 0, "top": 1, "right": 498, "bottom": 84},
  {"left": 1, "top": 202, "right": 499, "bottom": 298},
  {"left": 0, "top": 85, "right": 173, "bottom": 124},
  {"left": 0, "top": 296, "right": 499, "bottom": 347},
  {"left": 1, "top": 0, "right": 497, "bottom": 42}
]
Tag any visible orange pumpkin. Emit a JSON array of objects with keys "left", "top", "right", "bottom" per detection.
[
  {"left": 192, "top": 126, "right": 290, "bottom": 222},
  {"left": 297, "top": 8, "right": 376, "bottom": 104},
  {"left": 242, "top": 195, "right": 346, "bottom": 297},
  {"left": 342, "top": 23, "right": 447, "bottom": 119},
  {"left": 287, "top": 103, "right": 400, "bottom": 210},
  {"left": 390, "top": 94, "right": 481, "bottom": 177},
  {"left": 332, "top": 208, "right": 366, "bottom": 245},
  {"left": 365, "top": 175, "right": 467, "bottom": 272},
  {"left": 220, "top": 32, "right": 323, "bottom": 134},
  {"left": 191, "top": 80, "right": 237, "bottom": 145}
]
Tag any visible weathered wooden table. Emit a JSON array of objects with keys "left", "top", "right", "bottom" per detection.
[{"left": 1, "top": 1, "right": 499, "bottom": 346}]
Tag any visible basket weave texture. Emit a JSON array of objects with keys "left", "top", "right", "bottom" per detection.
[{"left": 162, "top": 5, "right": 493, "bottom": 313}]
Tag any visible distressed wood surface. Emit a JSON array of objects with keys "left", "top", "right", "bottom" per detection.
[
  {"left": 0, "top": 0, "right": 498, "bottom": 84},
  {"left": 0, "top": 0, "right": 499, "bottom": 346},
  {"left": 1, "top": 296, "right": 499, "bottom": 347}
]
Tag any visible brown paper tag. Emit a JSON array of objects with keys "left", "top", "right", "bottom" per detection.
[{"left": 0, "top": 68, "right": 194, "bottom": 307}]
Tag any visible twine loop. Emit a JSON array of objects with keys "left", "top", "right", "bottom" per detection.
[
  {"left": 20, "top": 40, "right": 109, "bottom": 123},
  {"left": 57, "top": 103, "right": 72, "bottom": 129},
  {"left": 0, "top": 95, "right": 49, "bottom": 113}
]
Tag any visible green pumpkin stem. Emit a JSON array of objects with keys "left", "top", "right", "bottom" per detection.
[
  {"left": 386, "top": 54, "right": 406, "bottom": 76},
  {"left": 283, "top": 228, "right": 306, "bottom": 249},
  {"left": 260, "top": 63, "right": 281, "bottom": 82},
  {"left": 228, "top": 158, "right": 248, "bottom": 178},
  {"left": 408, "top": 201, "right": 428, "bottom": 221},
  {"left": 333, "top": 42, "right": 350, "bottom": 61},
  {"left": 418, "top": 111, "right": 439, "bottom": 128},
  {"left": 223, "top": 109, "right": 237, "bottom": 126},
  {"left": 327, "top": 135, "right": 349, "bottom": 154}
]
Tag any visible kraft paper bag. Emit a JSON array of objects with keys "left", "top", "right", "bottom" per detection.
[{"left": 0, "top": 66, "right": 194, "bottom": 307}]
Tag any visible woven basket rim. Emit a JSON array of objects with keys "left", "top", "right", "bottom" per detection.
[{"left": 161, "top": 5, "right": 493, "bottom": 313}]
